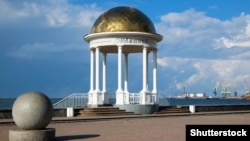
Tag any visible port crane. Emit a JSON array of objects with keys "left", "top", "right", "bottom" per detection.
[
  {"left": 213, "top": 81, "right": 220, "bottom": 97},
  {"left": 220, "top": 80, "right": 231, "bottom": 97},
  {"left": 233, "top": 82, "right": 238, "bottom": 97},
  {"left": 243, "top": 79, "right": 250, "bottom": 99}
]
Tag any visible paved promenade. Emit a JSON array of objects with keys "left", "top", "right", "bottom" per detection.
[{"left": 1, "top": 111, "right": 250, "bottom": 141}]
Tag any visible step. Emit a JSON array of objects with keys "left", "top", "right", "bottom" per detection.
[
  {"left": 155, "top": 110, "right": 189, "bottom": 114},
  {"left": 79, "top": 110, "right": 130, "bottom": 114},
  {"left": 79, "top": 113, "right": 135, "bottom": 117},
  {"left": 154, "top": 106, "right": 189, "bottom": 114},
  {"left": 76, "top": 107, "right": 137, "bottom": 117},
  {"left": 82, "top": 107, "right": 122, "bottom": 112},
  {"left": 81, "top": 111, "right": 135, "bottom": 115}
]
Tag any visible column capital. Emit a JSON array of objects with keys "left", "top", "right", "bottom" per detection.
[
  {"left": 116, "top": 44, "right": 124, "bottom": 47},
  {"left": 143, "top": 45, "right": 150, "bottom": 48},
  {"left": 102, "top": 52, "right": 107, "bottom": 56},
  {"left": 90, "top": 46, "right": 97, "bottom": 49},
  {"left": 124, "top": 52, "right": 129, "bottom": 56}
]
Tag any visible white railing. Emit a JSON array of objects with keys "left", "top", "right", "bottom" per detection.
[
  {"left": 53, "top": 93, "right": 88, "bottom": 108},
  {"left": 129, "top": 93, "right": 140, "bottom": 104},
  {"left": 151, "top": 94, "right": 157, "bottom": 104},
  {"left": 52, "top": 92, "right": 170, "bottom": 108},
  {"left": 128, "top": 93, "right": 159, "bottom": 104}
]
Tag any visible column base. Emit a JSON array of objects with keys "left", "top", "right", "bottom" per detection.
[
  {"left": 124, "top": 91, "right": 130, "bottom": 104},
  {"left": 88, "top": 91, "right": 109, "bottom": 107},
  {"left": 116, "top": 91, "right": 124, "bottom": 105},
  {"left": 140, "top": 91, "right": 156, "bottom": 105},
  {"left": 9, "top": 128, "right": 55, "bottom": 141},
  {"left": 87, "top": 92, "right": 93, "bottom": 106},
  {"left": 102, "top": 91, "right": 109, "bottom": 104}
]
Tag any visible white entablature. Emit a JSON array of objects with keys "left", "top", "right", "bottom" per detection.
[{"left": 84, "top": 32, "right": 161, "bottom": 52}]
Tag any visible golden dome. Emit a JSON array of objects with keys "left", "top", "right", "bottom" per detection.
[{"left": 91, "top": 6, "right": 156, "bottom": 34}]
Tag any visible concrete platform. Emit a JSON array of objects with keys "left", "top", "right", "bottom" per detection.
[{"left": 1, "top": 111, "right": 250, "bottom": 141}]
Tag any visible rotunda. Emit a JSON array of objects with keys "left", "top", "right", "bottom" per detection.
[{"left": 84, "top": 6, "right": 162, "bottom": 107}]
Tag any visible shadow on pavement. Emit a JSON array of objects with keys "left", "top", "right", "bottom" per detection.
[{"left": 56, "top": 134, "right": 100, "bottom": 140}]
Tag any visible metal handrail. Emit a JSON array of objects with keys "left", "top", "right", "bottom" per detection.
[
  {"left": 158, "top": 93, "right": 171, "bottom": 106},
  {"left": 53, "top": 93, "right": 88, "bottom": 108}
]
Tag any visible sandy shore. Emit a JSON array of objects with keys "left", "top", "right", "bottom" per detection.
[{"left": 1, "top": 113, "right": 250, "bottom": 141}]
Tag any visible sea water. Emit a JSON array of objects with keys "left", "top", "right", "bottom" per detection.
[
  {"left": 166, "top": 98, "right": 250, "bottom": 106},
  {"left": 0, "top": 98, "right": 62, "bottom": 109},
  {"left": 1, "top": 97, "right": 250, "bottom": 109}
]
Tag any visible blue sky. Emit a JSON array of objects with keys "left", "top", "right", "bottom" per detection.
[{"left": 1, "top": 0, "right": 250, "bottom": 98}]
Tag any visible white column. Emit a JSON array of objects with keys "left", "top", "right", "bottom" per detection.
[
  {"left": 116, "top": 45, "right": 124, "bottom": 105},
  {"left": 102, "top": 53, "right": 107, "bottom": 93},
  {"left": 146, "top": 51, "right": 149, "bottom": 91},
  {"left": 88, "top": 48, "right": 95, "bottom": 106},
  {"left": 141, "top": 46, "right": 150, "bottom": 105},
  {"left": 102, "top": 53, "right": 108, "bottom": 104},
  {"left": 95, "top": 47, "right": 100, "bottom": 92},
  {"left": 117, "top": 45, "right": 123, "bottom": 93},
  {"left": 152, "top": 50, "right": 158, "bottom": 104},
  {"left": 152, "top": 50, "right": 157, "bottom": 94},
  {"left": 89, "top": 49, "right": 94, "bottom": 93},
  {"left": 142, "top": 46, "right": 148, "bottom": 92},
  {"left": 124, "top": 53, "right": 130, "bottom": 104},
  {"left": 124, "top": 53, "right": 128, "bottom": 93}
]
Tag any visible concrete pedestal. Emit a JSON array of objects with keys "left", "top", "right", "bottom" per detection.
[
  {"left": 67, "top": 107, "right": 74, "bottom": 117},
  {"left": 189, "top": 105, "right": 196, "bottom": 113},
  {"left": 9, "top": 128, "right": 55, "bottom": 141}
]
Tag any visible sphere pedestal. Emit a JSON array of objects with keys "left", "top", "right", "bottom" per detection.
[{"left": 9, "top": 128, "right": 55, "bottom": 141}]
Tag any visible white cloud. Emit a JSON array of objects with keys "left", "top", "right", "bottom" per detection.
[
  {"left": 214, "top": 19, "right": 250, "bottom": 48},
  {"left": 157, "top": 57, "right": 189, "bottom": 70},
  {"left": 156, "top": 9, "right": 223, "bottom": 60},
  {"left": 155, "top": 9, "right": 250, "bottom": 95},
  {"left": 1, "top": 0, "right": 102, "bottom": 59},
  {"left": 7, "top": 42, "right": 83, "bottom": 59},
  {"left": 0, "top": 0, "right": 102, "bottom": 28},
  {"left": 45, "top": 7, "right": 70, "bottom": 27},
  {"left": 43, "top": 2, "right": 101, "bottom": 28},
  {"left": 157, "top": 56, "right": 250, "bottom": 95},
  {"left": 0, "top": 1, "right": 31, "bottom": 22},
  {"left": 156, "top": 9, "right": 250, "bottom": 60}
]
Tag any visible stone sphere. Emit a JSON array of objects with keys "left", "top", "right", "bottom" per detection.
[{"left": 12, "top": 91, "right": 53, "bottom": 130}]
